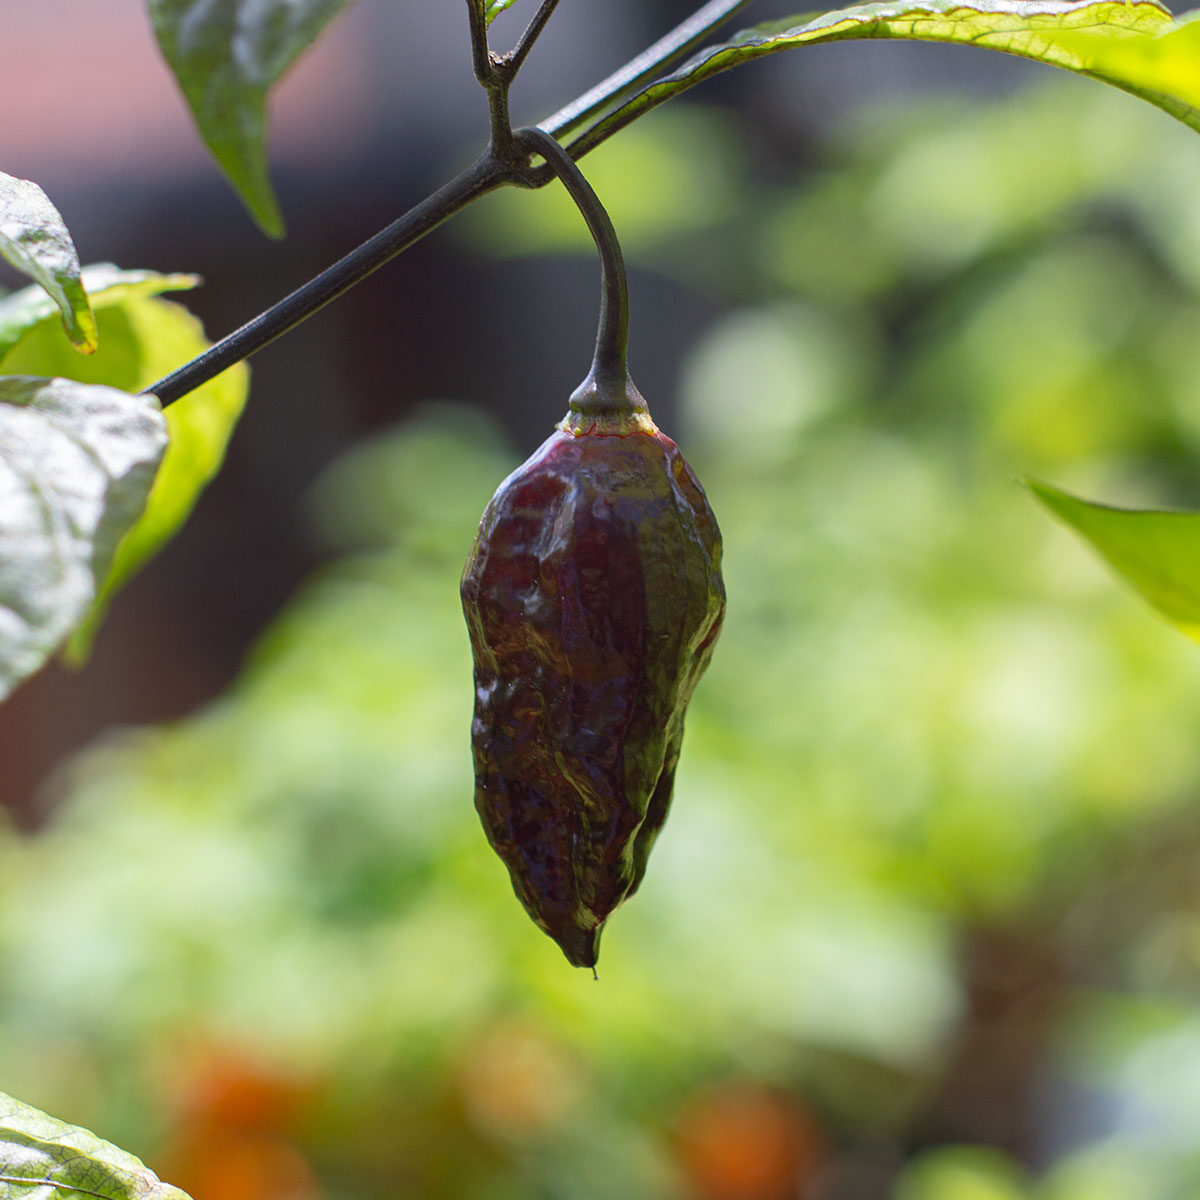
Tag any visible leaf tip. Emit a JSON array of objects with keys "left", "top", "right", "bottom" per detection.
[
  {"left": 255, "top": 209, "right": 287, "bottom": 240},
  {"left": 65, "top": 307, "right": 100, "bottom": 355},
  {"left": 240, "top": 178, "right": 286, "bottom": 239},
  {"left": 1023, "top": 476, "right": 1071, "bottom": 512}
]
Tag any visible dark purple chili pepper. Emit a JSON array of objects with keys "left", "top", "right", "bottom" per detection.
[
  {"left": 461, "top": 127, "right": 725, "bottom": 967},
  {"left": 461, "top": 407, "right": 724, "bottom": 968}
]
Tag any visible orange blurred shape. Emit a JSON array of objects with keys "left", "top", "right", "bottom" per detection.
[
  {"left": 457, "top": 1018, "right": 584, "bottom": 1141},
  {"left": 160, "top": 1125, "right": 322, "bottom": 1200},
  {"left": 674, "top": 1081, "right": 826, "bottom": 1200},
  {"left": 157, "top": 1045, "right": 324, "bottom": 1200},
  {"left": 175, "top": 1046, "right": 314, "bottom": 1132}
]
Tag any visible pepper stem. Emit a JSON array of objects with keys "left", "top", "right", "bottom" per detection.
[{"left": 515, "top": 126, "right": 654, "bottom": 435}]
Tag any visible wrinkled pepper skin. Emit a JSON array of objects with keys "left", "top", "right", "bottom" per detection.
[{"left": 461, "top": 424, "right": 724, "bottom": 968}]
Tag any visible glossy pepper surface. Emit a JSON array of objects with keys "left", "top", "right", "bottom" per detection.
[{"left": 461, "top": 415, "right": 724, "bottom": 968}]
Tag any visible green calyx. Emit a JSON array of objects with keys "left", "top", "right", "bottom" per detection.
[{"left": 559, "top": 368, "right": 657, "bottom": 436}]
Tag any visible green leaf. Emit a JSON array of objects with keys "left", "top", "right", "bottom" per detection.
[
  {"left": 148, "top": 0, "right": 349, "bottom": 236},
  {"left": 0, "top": 1091, "right": 191, "bottom": 1199},
  {"left": 0, "top": 172, "right": 97, "bottom": 352},
  {"left": 0, "top": 274, "right": 249, "bottom": 664},
  {"left": 593, "top": 0, "right": 1200, "bottom": 146},
  {"left": 0, "top": 377, "right": 167, "bottom": 700},
  {"left": 0, "top": 264, "right": 200, "bottom": 363},
  {"left": 486, "top": 0, "right": 523, "bottom": 23},
  {"left": 68, "top": 361, "right": 248, "bottom": 665},
  {"left": 1054, "top": 12, "right": 1200, "bottom": 112},
  {"left": 1029, "top": 479, "right": 1200, "bottom": 640}
]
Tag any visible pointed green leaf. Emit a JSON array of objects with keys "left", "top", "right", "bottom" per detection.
[
  {"left": 1029, "top": 479, "right": 1200, "bottom": 639},
  {"left": 148, "top": 0, "right": 349, "bottom": 236},
  {"left": 0, "top": 264, "right": 200, "bottom": 363},
  {"left": 0, "top": 172, "right": 97, "bottom": 352},
  {"left": 0, "top": 377, "right": 167, "bottom": 699},
  {"left": 0, "top": 278, "right": 248, "bottom": 664},
  {"left": 0, "top": 1091, "right": 191, "bottom": 1199},
  {"left": 592, "top": 0, "right": 1200, "bottom": 146}
]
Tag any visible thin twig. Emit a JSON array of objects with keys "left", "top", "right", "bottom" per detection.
[
  {"left": 517, "top": 126, "right": 628, "bottom": 390},
  {"left": 501, "top": 0, "right": 562, "bottom": 79},
  {"left": 466, "top": 0, "right": 495, "bottom": 86},
  {"left": 465, "top": 0, "right": 520, "bottom": 164}
]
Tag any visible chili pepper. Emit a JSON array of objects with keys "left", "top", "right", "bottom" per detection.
[{"left": 461, "top": 408, "right": 724, "bottom": 968}]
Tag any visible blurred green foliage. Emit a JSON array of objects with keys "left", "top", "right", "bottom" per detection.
[{"left": 7, "top": 77, "right": 1200, "bottom": 1199}]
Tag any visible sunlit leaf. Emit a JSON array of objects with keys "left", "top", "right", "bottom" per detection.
[
  {"left": 1029, "top": 479, "right": 1200, "bottom": 639},
  {"left": 0, "top": 264, "right": 199, "bottom": 362},
  {"left": 0, "top": 278, "right": 248, "bottom": 664},
  {"left": 587, "top": 0, "right": 1200, "bottom": 149},
  {"left": 1055, "top": 12, "right": 1200, "bottom": 111},
  {"left": 71, "top": 375, "right": 248, "bottom": 665},
  {"left": 0, "top": 1091, "right": 191, "bottom": 1199},
  {"left": 0, "top": 377, "right": 166, "bottom": 699},
  {"left": 0, "top": 172, "right": 96, "bottom": 352},
  {"left": 148, "top": 0, "right": 349, "bottom": 236}
]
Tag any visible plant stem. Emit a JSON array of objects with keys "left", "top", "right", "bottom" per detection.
[
  {"left": 466, "top": 1, "right": 495, "bottom": 89},
  {"left": 501, "top": 0, "right": 561, "bottom": 80},
  {"left": 517, "top": 127, "right": 628, "bottom": 386},
  {"left": 466, "top": 0, "right": 519, "bottom": 162},
  {"left": 145, "top": 153, "right": 505, "bottom": 407},
  {"left": 517, "top": 127, "right": 649, "bottom": 432},
  {"left": 146, "top": 0, "right": 761, "bottom": 409}
]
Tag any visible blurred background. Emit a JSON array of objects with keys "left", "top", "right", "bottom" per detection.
[{"left": 5, "top": 2, "right": 1200, "bottom": 1198}]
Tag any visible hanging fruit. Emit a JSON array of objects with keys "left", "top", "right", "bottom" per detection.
[{"left": 461, "top": 128, "right": 725, "bottom": 968}]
